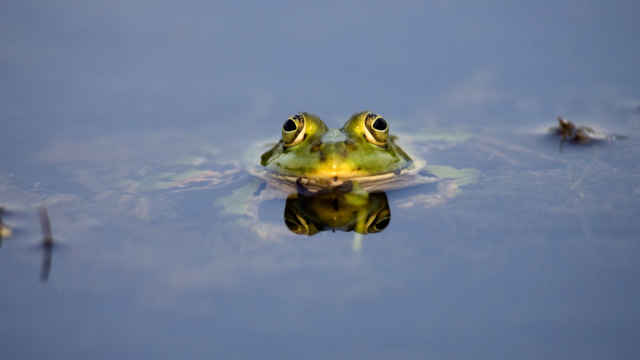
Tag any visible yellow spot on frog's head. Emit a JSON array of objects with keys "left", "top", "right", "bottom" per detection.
[{"left": 312, "top": 159, "right": 360, "bottom": 178}]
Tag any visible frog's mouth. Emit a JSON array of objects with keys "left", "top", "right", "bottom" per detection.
[
  {"left": 264, "top": 160, "right": 420, "bottom": 193},
  {"left": 311, "top": 155, "right": 363, "bottom": 179}
]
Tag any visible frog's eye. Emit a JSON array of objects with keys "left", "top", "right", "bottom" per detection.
[
  {"left": 282, "top": 114, "right": 307, "bottom": 147},
  {"left": 363, "top": 113, "right": 389, "bottom": 146}
]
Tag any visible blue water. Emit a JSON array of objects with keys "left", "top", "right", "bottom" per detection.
[{"left": 2, "top": 1, "right": 639, "bottom": 359}]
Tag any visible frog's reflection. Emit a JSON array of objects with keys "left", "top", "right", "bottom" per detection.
[{"left": 283, "top": 187, "right": 390, "bottom": 235}]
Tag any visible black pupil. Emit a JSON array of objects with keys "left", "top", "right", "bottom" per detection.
[
  {"left": 283, "top": 119, "right": 297, "bottom": 132},
  {"left": 372, "top": 118, "right": 387, "bottom": 131}
]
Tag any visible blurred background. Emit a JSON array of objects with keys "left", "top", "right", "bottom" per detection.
[{"left": 3, "top": 1, "right": 638, "bottom": 153}]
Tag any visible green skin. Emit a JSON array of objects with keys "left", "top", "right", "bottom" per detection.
[{"left": 260, "top": 112, "right": 413, "bottom": 180}]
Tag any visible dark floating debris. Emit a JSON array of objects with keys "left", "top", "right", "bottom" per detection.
[
  {"left": 554, "top": 116, "right": 606, "bottom": 144},
  {"left": 552, "top": 116, "right": 626, "bottom": 144},
  {"left": 38, "top": 207, "right": 55, "bottom": 282}
]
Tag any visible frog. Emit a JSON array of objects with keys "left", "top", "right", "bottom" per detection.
[
  {"left": 256, "top": 111, "right": 416, "bottom": 192},
  {"left": 218, "top": 111, "right": 478, "bottom": 239}
]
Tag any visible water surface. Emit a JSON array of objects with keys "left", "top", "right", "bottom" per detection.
[{"left": 2, "top": 1, "right": 639, "bottom": 359}]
